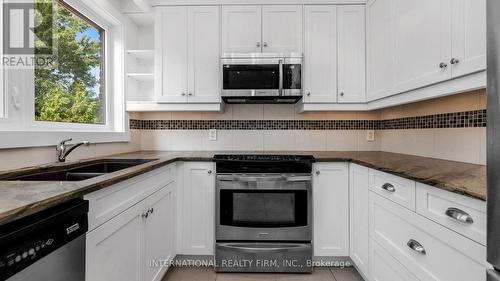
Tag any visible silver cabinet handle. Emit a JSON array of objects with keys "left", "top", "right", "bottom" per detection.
[
  {"left": 307, "top": 92, "right": 311, "bottom": 96},
  {"left": 450, "top": 58, "right": 460, "bottom": 65},
  {"left": 181, "top": 92, "right": 186, "bottom": 96},
  {"left": 340, "top": 92, "right": 345, "bottom": 97},
  {"left": 188, "top": 92, "right": 193, "bottom": 96},
  {"left": 263, "top": 42, "right": 268, "bottom": 47},
  {"left": 256, "top": 42, "right": 261, "bottom": 47},
  {"left": 315, "top": 170, "right": 320, "bottom": 175},
  {"left": 141, "top": 211, "right": 149, "bottom": 219},
  {"left": 439, "top": 62, "right": 448, "bottom": 69},
  {"left": 207, "top": 170, "right": 213, "bottom": 174},
  {"left": 381, "top": 183, "right": 396, "bottom": 192},
  {"left": 407, "top": 239, "right": 426, "bottom": 255},
  {"left": 445, "top": 207, "right": 473, "bottom": 224},
  {"left": 149, "top": 208, "right": 154, "bottom": 214}
]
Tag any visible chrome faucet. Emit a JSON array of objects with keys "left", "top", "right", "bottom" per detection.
[{"left": 56, "top": 138, "right": 90, "bottom": 162}]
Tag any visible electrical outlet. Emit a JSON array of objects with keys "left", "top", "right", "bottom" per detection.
[
  {"left": 209, "top": 129, "right": 217, "bottom": 141},
  {"left": 366, "top": 130, "right": 375, "bottom": 142}
]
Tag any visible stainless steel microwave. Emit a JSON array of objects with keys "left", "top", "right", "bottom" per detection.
[{"left": 220, "top": 53, "right": 302, "bottom": 104}]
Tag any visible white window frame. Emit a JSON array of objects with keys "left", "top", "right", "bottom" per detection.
[{"left": 0, "top": 0, "right": 130, "bottom": 149}]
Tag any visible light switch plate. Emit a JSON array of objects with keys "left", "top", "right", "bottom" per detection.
[
  {"left": 209, "top": 129, "right": 217, "bottom": 141},
  {"left": 366, "top": 130, "right": 375, "bottom": 142}
]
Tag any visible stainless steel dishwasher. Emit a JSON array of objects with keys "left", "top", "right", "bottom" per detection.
[{"left": 0, "top": 199, "right": 88, "bottom": 281}]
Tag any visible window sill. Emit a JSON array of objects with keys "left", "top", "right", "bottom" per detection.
[{"left": 0, "top": 130, "right": 131, "bottom": 149}]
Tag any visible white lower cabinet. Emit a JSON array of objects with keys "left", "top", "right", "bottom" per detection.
[
  {"left": 349, "top": 164, "right": 369, "bottom": 279},
  {"left": 369, "top": 239, "right": 419, "bottom": 281},
  {"left": 86, "top": 181, "right": 176, "bottom": 281},
  {"left": 313, "top": 163, "right": 349, "bottom": 257},
  {"left": 144, "top": 184, "right": 176, "bottom": 281},
  {"left": 369, "top": 191, "right": 487, "bottom": 281},
  {"left": 177, "top": 162, "right": 215, "bottom": 255}
]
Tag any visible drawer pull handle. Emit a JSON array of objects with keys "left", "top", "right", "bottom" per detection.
[
  {"left": 445, "top": 207, "right": 473, "bottom": 224},
  {"left": 381, "top": 183, "right": 396, "bottom": 192},
  {"left": 407, "top": 239, "right": 426, "bottom": 255}
]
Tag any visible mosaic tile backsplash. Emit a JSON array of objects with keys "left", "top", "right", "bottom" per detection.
[{"left": 130, "top": 109, "right": 487, "bottom": 130}]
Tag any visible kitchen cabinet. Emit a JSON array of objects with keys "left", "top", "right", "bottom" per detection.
[
  {"left": 391, "top": 0, "right": 452, "bottom": 95},
  {"left": 144, "top": 184, "right": 176, "bottom": 281},
  {"left": 366, "top": 0, "right": 486, "bottom": 102},
  {"left": 303, "top": 5, "right": 338, "bottom": 103},
  {"left": 366, "top": 0, "right": 393, "bottom": 102},
  {"left": 261, "top": 5, "right": 303, "bottom": 53},
  {"left": 158, "top": 6, "right": 220, "bottom": 104},
  {"left": 369, "top": 190, "right": 487, "bottom": 281},
  {"left": 222, "top": 6, "right": 261, "bottom": 53},
  {"left": 337, "top": 5, "right": 366, "bottom": 103},
  {"left": 369, "top": 239, "right": 420, "bottom": 281},
  {"left": 86, "top": 200, "right": 144, "bottom": 281},
  {"left": 349, "top": 164, "right": 369, "bottom": 279},
  {"left": 85, "top": 167, "right": 176, "bottom": 281},
  {"left": 221, "top": 5, "right": 302, "bottom": 54},
  {"left": 313, "top": 163, "right": 349, "bottom": 257},
  {"left": 451, "top": 0, "right": 487, "bottom": 77},
  {"left": 177, "top": 162, "right": 215, "bottom": 255}
]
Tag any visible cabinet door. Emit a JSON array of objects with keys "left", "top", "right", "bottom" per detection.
[
  {"left": 392, "top": 0, "right": 452, "bottom": 94},
  {"left": 313, "top": 163, "right": 349, "bottom": 257},
  {"left": 349, "top": 164, "right": 369, "bottom": 278},
  {"left": 144, "top": 183, "right": 175, "bottom": 281},
  {"left": 178, "top": 162, "right": 215, "bottom": 255},
  {"left": 160, "top": 6, "right": 188, "bottom": 103},
  {"left": 187, "top": 6, "right": 221, "bottom": 103},
  {"left": 86, "top": 202, "right": 145, "bottom": 281},
  {"left": 303, "top": 5, "right": 338, "bottom": 103},
  {"left": 262, "top": 5, "right": 303, "bottom": 53},
  {"left": 222, "top": 6, "right": 262, "bottom": 53},
  {"left": 366, "top": 0, "right": 393, "bottom": 101},
  {"left": 451, "top": 0, "right": 486, "bottom": 77},
  {"left": 337, "top": 6, "right": 366, "bottom": 103}
]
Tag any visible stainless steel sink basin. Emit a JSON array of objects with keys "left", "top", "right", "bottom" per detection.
[{"left": 1, "top": 159, "right": 157, "bottom": 181}]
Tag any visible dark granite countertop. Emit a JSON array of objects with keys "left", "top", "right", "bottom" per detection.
[{"left": 0, "top": 151, "right": 486, "bottom": 225}]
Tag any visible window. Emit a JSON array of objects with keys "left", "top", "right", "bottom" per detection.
[{"left": 34, "top": 0, "right": 105, "bottom": 124}]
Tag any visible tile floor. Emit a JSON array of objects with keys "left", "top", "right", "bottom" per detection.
[{"left": 161, "top": 266, "right": 364, "bottom": 281}]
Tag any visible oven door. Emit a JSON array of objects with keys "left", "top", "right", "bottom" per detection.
[
  {"left": 221, "top": 58, "right": 281, "bottom": 97},
  {"left": 216, "top": 174, "right": 312, "bottom": 241}
]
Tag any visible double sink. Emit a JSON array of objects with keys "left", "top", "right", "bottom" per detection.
[{"left": 0, "top": 159, "right": 157, "bottom": 182}]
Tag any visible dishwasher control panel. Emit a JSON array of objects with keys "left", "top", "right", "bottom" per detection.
[{"left": 0, "top": 199, "right": 88, "bottom": 281}]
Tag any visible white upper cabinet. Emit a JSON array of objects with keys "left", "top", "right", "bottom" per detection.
[
  {"left": 337, "top": 5, "right": 366, "bottom": 103},
  {"left": 451, "top": 0, "right": 486, "bottom": 77},
  {"left": 222, "top": 6, "right": 262, "bottom": 53},
  {"left": 366, "top": 0, "right": 485, "bottom": 102},
  {"left": 366, "top": 0, "right": 393, "bottom": 101},
  {"left": 160, "top": 6, "right": 188, "bottom": 103},
  {"left": 303, "top": 5, "right": 338, "bottom": 103},
  {"left": 187, "top": 6, "right": 221, "bottom": 103},
  {"left": 261, "top": 5, "right": 303, "bottom": 53},
  {"left": 158, "top": 6, "right": 220, "bottom": 104},
  {"left": 392, "top": 0, "right": 452, "bottom": 95}
]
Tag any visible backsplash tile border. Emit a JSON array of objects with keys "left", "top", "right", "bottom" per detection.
[{"left": 130, "top": 109, "right": 486, "bottom": 130}]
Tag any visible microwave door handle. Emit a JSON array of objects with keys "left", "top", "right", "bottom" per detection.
[{"left": 279, "top": 58, "right": 283, "bottom": 95}]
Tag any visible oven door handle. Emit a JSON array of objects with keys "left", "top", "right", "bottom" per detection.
[
  {"left": 218, "top": 175, "right": 311, "bottom": 182},
  {"left": 218, "top": 243, "right": 310, "bottom": 253}
]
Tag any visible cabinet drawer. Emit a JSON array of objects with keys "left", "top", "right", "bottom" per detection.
[
  {"left": 416, "top": 183, "right": 486, "bottom": 246},
  {"left": 369, "top": 238, "right": 419, "bottom": 281},
  {"left": 369, "top": 169, "right": 416, "bottom": 211},
  {"left": 370, "top": 192, "right": 487, "bottom": 281},
  {"left": 85, "top": 164, "right": 174, "bottom": 231}
]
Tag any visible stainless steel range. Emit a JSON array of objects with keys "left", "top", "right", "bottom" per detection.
[{"left": 213, "top": 155, "right": 314, "bottom": 273}]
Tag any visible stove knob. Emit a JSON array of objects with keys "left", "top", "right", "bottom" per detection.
[
  {"left": 15, "top": 255, "right": 21, "bottom": 262},
  {"left": 22, "top": 252, "right": 28, "bottom": 259},
  {"left": 28, "top": 249, "right": 35, "bottom": 255}
]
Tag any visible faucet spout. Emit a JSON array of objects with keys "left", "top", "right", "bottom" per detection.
[{"left": 56, "top": 139, "right": 90, "bottom": 162}]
